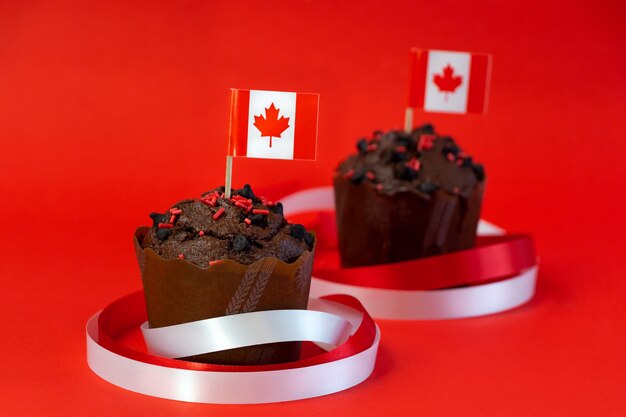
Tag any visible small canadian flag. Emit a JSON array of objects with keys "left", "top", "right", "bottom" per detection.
[
  {"left": 408, "top": 48, "right": 492, "bottom": 114},
  {"left": 228, "top": 89, "right": 319, "bottom": 160}
]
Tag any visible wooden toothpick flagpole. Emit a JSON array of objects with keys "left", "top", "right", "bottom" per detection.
[
  {"left": 404, "top": 107, "right": 413, "bottom": 134},
  {"left": 224, "top": 155, "right": 233, "bottom": 199}
]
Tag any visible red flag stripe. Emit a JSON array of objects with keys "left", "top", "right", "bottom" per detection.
[
  {"left": 294, "top": 93, "right": 319, "bottom": 160},
  {"left": 467, "top": 54, "right": 491, "bottom": 114},
  {"left": 228, "top": 89, "right": 250, "bottom": 157},
  {"left": 408, "top": 49, "right": 429, "bottom": 108}
]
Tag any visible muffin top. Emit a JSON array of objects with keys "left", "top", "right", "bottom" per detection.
[
  {"left": 141, "top": 184, "right": 314, "bottom": 267},
  {"left": 335, "top": 124, "right": 485, "bottom": 199}
]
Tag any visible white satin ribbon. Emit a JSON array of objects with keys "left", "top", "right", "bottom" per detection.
[
  {"left": 141, "top": 309, "right": 353, "bottom": 358},
  {"left": 311, "top": 267, "right": 537, "bottom": 320},
  {"left": 281, "top": 186, "right": 537, "bottom": 320},
  {"left": 87, "top": 298, "right": 380, "bottom": 404}
]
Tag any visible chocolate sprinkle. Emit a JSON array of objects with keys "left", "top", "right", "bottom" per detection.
[{"left": 232, "top": 235, "right": 251, "bottom": 251}]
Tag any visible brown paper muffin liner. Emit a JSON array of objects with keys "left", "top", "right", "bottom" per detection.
[
  {"left": 334, "top": 176, "right": 484, "bottom": 267},
  {"left": 134, "top": 227, "right": 315, "bottom": 365}
]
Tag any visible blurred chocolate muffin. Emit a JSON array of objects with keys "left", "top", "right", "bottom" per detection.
[{"left": 333, "top": 124, "right": 485, "bottom": 267}]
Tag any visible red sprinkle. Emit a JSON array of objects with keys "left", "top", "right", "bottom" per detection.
[
  {"left": 366, "top": 171, "right": 376, "bottom": 180},
  {"left": 198, "top": 230, "right": 205, "bottom": 236},
  {"left": 452, "top": 187, "right": 460, "bottom": 194},
  {"left": 200, "top": 198, "right": 215, "bottom": 207},
  {"left": 252, "top": 209, "right": 269, "bottom": 215},
  {"left": 267, "top": 201, "right": 275, "bottom": 207},
  {"left": 158, "top": 223, "right": 173, "bottom": 229},
  {"left": 405, "top": 158, "right": 421, "bottom": 171},
  {"left": 246, "top": 205, "right": 253, "bottom": 213},
  {"left": 244, "top": 218, "right": 252, "bottom": 225},
  {"left": 209, "top": 260, "right": 223, "bottom": 267},
  {"left": 447, "top": 153, "right": 456, "bottom": 162},
  {"left": 235, "top": 201, "right": 249, "bottom": 209},
  {"left": 376, "top": 184, "right": 384, "bottom": 191},
  {"left": 169, "top": 215, "right": 176, "bottom": 223},
  {"left": 169, "top": 208, "right": 182, "bottom": 215},
  {"left": 395, "top": 145, "right": 407, "bottom": 153},
  {"left": 457, "top": 159, "right": 464, "bottom": 167},
  {"left": 366, "top": 143, "right": 378, "bottom": 152},
  {"left": 418, "top": 134, "right": 436, "bottom": 151},
  {"left": 213, "top": 207, "right": 225, "bottom": 220},
  {"left": 344, "top": 168, "right": 355, "bottom": 179},
  {"left": 178, "top": 254, "right": 185, "bottom": 259}
]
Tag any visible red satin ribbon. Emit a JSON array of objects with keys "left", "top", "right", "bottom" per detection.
[
  {"left": 97, "top": 291, "right": 377, "bottom": 372},
  {"left": 313, "top": 234, "right": 537, "bottom": 291}
]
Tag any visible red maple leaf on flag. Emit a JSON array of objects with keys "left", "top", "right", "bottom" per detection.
[
  {"left": 253, "top": 103, "right": 290, "bottom": 148},
  {"left": 433, "top": 64, "right": 463, "bottom": 100}
]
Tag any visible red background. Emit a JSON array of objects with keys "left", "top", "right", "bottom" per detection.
[{"left": 1, "top": 1, "right": 625, "bottom": 415}]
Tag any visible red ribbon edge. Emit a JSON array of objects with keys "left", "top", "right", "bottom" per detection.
[
  {"left": 313, "top": 234, "right": 537, "bottom": 291},
  {"left": 96, "top": 291, "right": 377, "bottom": 373}
]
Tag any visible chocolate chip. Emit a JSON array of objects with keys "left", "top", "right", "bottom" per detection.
[
  {"left": 442, "top": 144, "right": 461, "bottom": 156},
  {"left": 350, "top": 168, "right": 365, "bottom": 185},
  {"left": 236, "top": 184, "right": 260, "bottom": 202},
  {"left": 149, "top": 212, "right": 167, "bottom": 228},
  {"left": 202, "top": 186, "right": 225, "bottom": 196},
  {"left": 156, "top": 228, "right": 172, "bottom": 240},
  {"left": 356, "top": 138, "right": 368, "bottom": 154},
  {"left": 418, "top": 123, "right": 435, "bottom": 134},
  {"left": 290, "top": 224, "right": 307, "bottom": 240},
  {"left": 419, "top": 182, "right": 439, "bottom": 193},
  {"left": 390, "top": 151, "right": 408, "bottom": 162},
  {"left": 304, "top": 232, "right": 314, "bottom": 247},
  {"left": 270, "top": 202, "right": 283, "bottom": 216},
  {"left": 472, "top": 164, "right": 485, "bottom": 181},
  {"left": 250, "top": 213, "right": 267, "bottom": 226},
  {"left": 399, "top": 166, "right": 418, "bottom": 181},
  {"left": 232, "top": 235, "right": 251, "bottom": 251},
  {"left": 461, "top": 156, "right": 473, "bottom": 168},
  {"left": 398, "top": 134, "right": 416, "bottom": 149}
]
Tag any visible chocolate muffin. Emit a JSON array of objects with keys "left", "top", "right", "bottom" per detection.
[
  {"left": 334, "top": 124, "right": 485, "bottom": 267},
  {"left": 135, "top": 184, "right": 315, "bottom": 365}
]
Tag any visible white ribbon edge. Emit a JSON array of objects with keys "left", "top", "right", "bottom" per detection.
[
  {"left": 87, "top": 299, "right": 380, "bottom": 404},
  {"left": 280, "top": 186, "right": 537, "bottom": 320}
]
